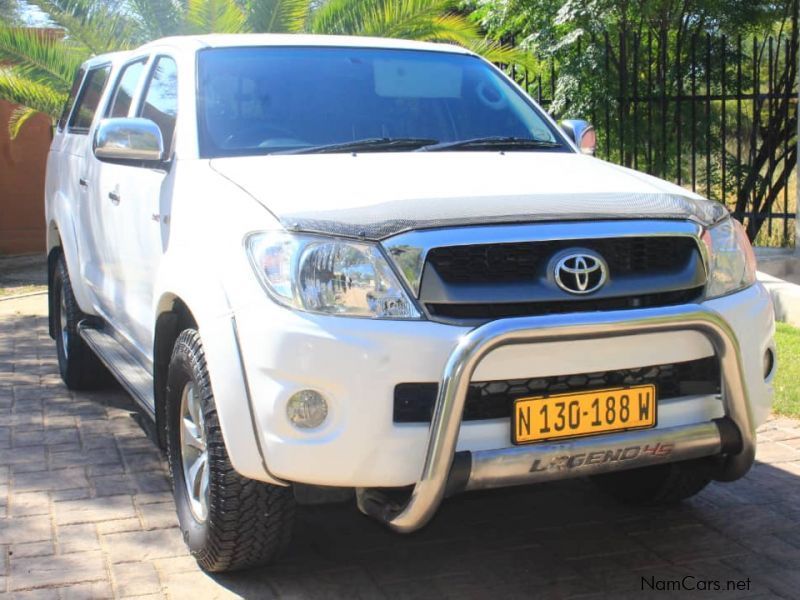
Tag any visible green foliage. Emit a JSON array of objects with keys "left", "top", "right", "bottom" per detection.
[
  {"left": 245, "top": 0, "right": 310, "bottom": 32},
  {"left": 185, "top": 0, "right": 248, "bottom": 34}
]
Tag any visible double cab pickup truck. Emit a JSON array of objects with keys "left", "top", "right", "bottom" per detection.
[{"left": 45, "top": 34, "right": 775, "bottom": 572}]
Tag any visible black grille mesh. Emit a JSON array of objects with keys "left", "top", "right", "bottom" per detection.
[
  {"left": 393, "top": 357, "right": 720, "bottom": 423},
  {"left": 427, "top": 287, "right": 703, "bottom": 320},
  {"left": 426, "top": 237, "right": 698, "bottom": 284}
]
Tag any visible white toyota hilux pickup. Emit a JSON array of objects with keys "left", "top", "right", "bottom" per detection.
[{"left": 45, "top": 34, "right": 775, "bottom": 572}]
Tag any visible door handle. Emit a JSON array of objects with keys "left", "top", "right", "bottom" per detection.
[
  {"left": 108, "top": 190, "right": 120, "bottom": 205},
  {"left": 79, "top": 178, "right": 88, "bottom": 188}
]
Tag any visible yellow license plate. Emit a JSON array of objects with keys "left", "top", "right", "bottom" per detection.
[{"left": 512, "top": 384, "right": 657, "bottom": 445}]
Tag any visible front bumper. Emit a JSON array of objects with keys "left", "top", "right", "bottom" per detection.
[
  {"left": 231, "top": 283, "right": 774, "bottom": 529},
  {"left": 356, "top": 303, "right": 759, "bottom": 532}
]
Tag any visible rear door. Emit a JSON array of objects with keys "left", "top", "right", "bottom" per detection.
[{"left": 64, "top": 63, "right": 112, "bottom": 310}]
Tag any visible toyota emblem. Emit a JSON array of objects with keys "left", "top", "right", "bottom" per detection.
[{"left": 554, "top": 251, "right": 608, "bottom": 295}]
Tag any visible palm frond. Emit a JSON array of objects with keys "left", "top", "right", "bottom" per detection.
[
  {"left": 304, "top": 0, "right": 534, "bottom": 71},
  {"left": 9, "top": 105, "right": 40, "bottom": 138},
  {"left": 125, "top": 0, "right": 183, "bottom": 38},
  {"left": 246, "top": 0, "right": 312, "bottom": 33},
  {"left": 185, "top": 0, "right": 249, "bottom": 34},
  {"left": 467, "top": 38, "right": 537, "bottom": 72},
  {"left": 0, "top": 66, "right": 66, "bottom": 121},
  {"left": 26, "top": 0, "right": 140, "bottom": 52},
  {"left": 0, "top": 26, "right": 84, "bottom": 88}
]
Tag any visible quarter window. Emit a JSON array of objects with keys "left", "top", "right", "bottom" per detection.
[
  {"left": 107, "top": 60, "right": 146, "bottom": 118},
  {"left": 139, "top": 56, "right": 178, "bottom": 154},
  {"left": 58, "top": 67, "right": 85, "bottom": 130},
  {"left": 68, "top": 65, "right": 111, "bottom": 132}
]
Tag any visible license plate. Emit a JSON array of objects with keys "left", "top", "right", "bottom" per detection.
[{"left": 512, "top": 384, "right": 657, "bottom": 445}]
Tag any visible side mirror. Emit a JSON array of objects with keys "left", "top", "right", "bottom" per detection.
[
  {"left": 559, "top": 119, "right": 596, "bottom": 156},
  {"left": 94, "top": 118, "right": 165, "bottom": 162}
]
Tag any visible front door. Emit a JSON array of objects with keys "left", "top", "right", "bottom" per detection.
[{"left": 94, "top": 55, "right": 179, "bottom": 364}]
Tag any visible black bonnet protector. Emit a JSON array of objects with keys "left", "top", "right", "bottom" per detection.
[{"left": 278, "top": 192, "right": 728, "bottom": 240}]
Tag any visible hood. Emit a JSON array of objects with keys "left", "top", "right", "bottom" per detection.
[{"left": 210, "top": 152, "right": 726, "bottom": 240}]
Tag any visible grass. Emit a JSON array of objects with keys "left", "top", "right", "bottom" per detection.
[{"left": 774, "top": 322, "right": 800, "bottom": 418}]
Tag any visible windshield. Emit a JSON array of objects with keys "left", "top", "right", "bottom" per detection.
[{"left": 196, "top": 46, "right": 568, "bottom": 157}]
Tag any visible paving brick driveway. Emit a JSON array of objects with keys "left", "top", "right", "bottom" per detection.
[{"left": 2, "top": 306, "right": 800, "bottom": 599}]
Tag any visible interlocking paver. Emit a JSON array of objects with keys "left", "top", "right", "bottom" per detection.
[
  {"left": 57, "top": 523, "right": 101, "bottom": 553},
  {"left": 12, "top": 467, "right": 89, "bottom": 493},
  {"left": 10, "top": 541, "right": 54, "bottom": 558},
  {"left": 103, "top": 529, "right": 187, "bottom": 564},
  {"left": 10, "top": 491, "right": 49, "bottom": 517},
  {"left": 9, "top": 550, "right": 106, "bottom": 590},
  {"left": 1, "top": 309, "right": 800, "bottom": 598},
  {"left": 1, "top": 514, "right": 53, "bottom": 544},
  {"left": 111, "top": 562, "right": 161, "bottom": 597},
  {"left": 55, "top": 495, "right": 137, "bottom": 525}
]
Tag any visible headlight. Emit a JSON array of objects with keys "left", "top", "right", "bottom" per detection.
[
  {"left": 701, "top": 217, "right": 757, "bottom": 299},
  {"left": 246, "top": 231, "right": 421, "bottom": 319}
]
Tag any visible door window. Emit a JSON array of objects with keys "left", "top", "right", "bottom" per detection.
[
  {"left": 107, "top": 60, "right": 146, "bottom": 118},
  {"left": 139, "top": 56, "right": 178, "bottom": 154},
  {"left": 68, "top": 65, "right": 111, "bottom": 133}
]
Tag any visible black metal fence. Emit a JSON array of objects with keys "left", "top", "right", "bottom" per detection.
[{"left": 506, "top": 13, "right": 798, "bottom": 247}]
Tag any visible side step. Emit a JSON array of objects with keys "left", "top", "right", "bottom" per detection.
[{"left": 78, "top": 322, "right": 155, "bottom": 419}]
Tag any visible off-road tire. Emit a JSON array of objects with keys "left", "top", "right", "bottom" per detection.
[
  {"left": 52, "top": 255, "right": 109, "bottom": 390},
  {"left": 165, "top": 329, "right": 295, "bottom": 573},
  {"left": 591, "top": 458, "right": 712, "bottom": 505}
]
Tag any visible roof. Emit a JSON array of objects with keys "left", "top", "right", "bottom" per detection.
[{"left": 138, "top": 33, "right": 474, "bottom": 55}]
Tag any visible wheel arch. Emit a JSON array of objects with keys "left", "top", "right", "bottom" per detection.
[
  {"left": 46, "top": 232, "right": 63, "bottom": 339},
  {"left": 153, "top": 293, "right": 198, "bottom": 449},
  {"left": 151, "top": 267, "right": 280, "bottom": 483}
]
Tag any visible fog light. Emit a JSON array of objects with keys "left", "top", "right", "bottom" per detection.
[
  {"left": 286, "top": 390, "right": 328, "bottom": 429},
  {"left": 763, "top": 348, "right": 775, "bottom": 379}
]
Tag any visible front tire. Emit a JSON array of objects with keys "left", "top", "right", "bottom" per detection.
[
  {"left": 591, "top": 458, "right": 712, "bottom": 505},
  {"left": 165, "top": 329, "right": 295, "bottom": 573},
  {"left": 52, "top": 255, "right": 108, "bottom": 390}
]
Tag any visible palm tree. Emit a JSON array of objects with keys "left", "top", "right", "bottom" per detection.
[
  {"left": 0, "top": 0, "right": 141, "bottom": 135},
  {"left": 0, "top": 0, "right": 532, "bottom": 136}
]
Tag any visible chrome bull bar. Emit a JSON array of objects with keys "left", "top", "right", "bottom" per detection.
[{"left": 356, "top": 304, "right": 755, "bottom": 533}]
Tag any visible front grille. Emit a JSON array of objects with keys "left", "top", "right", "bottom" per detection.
[
  {"left": 427, "top": 237, "right": 698, "bottom": 284},
  {"left": 393, "top": 357, "right": 720, "bottom": 423},
  {"left": 427, "top": 287, "right": 704, "bottom": 320}
]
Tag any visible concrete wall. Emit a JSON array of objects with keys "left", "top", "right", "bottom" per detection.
[{"left": 0, "top": 100, "right": 51, "bottom": 255}]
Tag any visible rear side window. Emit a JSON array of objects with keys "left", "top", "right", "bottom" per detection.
[
  {"left": 139, "top": 56, "right": 178, "bottom": 154},
  {"left": 107, "top": 60, "right": 146, "bottom": 118},
  {"left": 68, "top": 65, "right": 111, "bottom": 132},
  {"left": 57, "top": 67, "right": 84, "bottom": 130}
]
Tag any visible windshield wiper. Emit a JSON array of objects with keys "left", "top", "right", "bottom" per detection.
[
  {"left": 275, "top": 137, "right": 439, "bottom": 154},
  {"left": 417, "top": 136, "right": 562, "bottom": 152}
]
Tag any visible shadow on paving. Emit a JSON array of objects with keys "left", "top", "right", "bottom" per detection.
[{"left": 1, "top": 312, "right": 799, "bottom": 598}]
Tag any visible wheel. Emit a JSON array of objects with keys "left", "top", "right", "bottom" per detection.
[
  {"left": 165, "top": 329, "right": 295, "bottom": 573},
  {"left": 52, "top": 254, "right": 108, "bottom": 390},
  {"left": 591, "top": 458, "right": 712, "bottom": 506}
]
